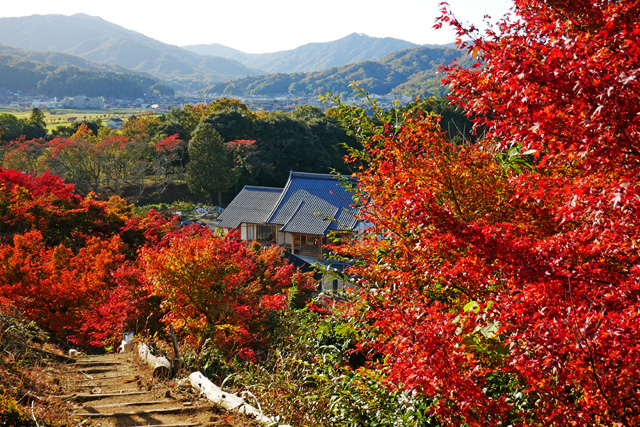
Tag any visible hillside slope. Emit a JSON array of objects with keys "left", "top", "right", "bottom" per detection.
[
  {"left": 0, "top": 14, "right": 262, "bottom": 90},
  {"left": 185, "top": 33, "right": 419, "bottom": 73},
  {"left": 0, "top": 45, "right": 173, "bottom": 97},
  {"left": 202, "top": 45, "right": 470, "bottom": 98}
]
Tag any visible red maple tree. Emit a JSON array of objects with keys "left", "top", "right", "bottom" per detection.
[
  {"left": 333, "top": 1, "right": 640, "bottom": 425},
  {"left": 140, "top": 228, "right": 316, "bottom": 358},
  {"left": 0, "top": 231, "right": 126, "bottom": 337},
  {"left": 0, "top": 169, "right": 174, "bottom": 345}
]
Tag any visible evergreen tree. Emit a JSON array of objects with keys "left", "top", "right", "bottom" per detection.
[{"left": 186, "top": 123, "right": 236, "bottom": 206}]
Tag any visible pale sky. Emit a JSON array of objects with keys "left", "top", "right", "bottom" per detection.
[{"left": 0, "top": 0, "right": 513, "bottom": 53}]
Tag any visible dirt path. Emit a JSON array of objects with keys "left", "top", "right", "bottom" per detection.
[{"left": 56, "top": 352, "right": 262, "bottom": 427}]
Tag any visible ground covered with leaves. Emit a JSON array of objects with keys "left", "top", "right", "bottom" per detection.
[
  {"left": 0, "top": 311, "right": 264, "bottom": 427},
  {"left": 0, "top": 310, "right": 76, "bottom": 426}
]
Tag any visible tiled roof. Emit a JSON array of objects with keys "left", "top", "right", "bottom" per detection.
[
  {"left": 282, "top": 250, "right": 323, "bottom": 281},
  {"left": 266, "top": 172, "right": 358, "bottom": 236},
  {"left": 216, "top": 186, "right": 283, "bottom": 229}
]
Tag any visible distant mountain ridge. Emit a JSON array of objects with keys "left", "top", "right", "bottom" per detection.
[
  {"left": 185, "top": 43, "right": 248, "bottom": 61},
  {"left": 0, "top": 44, "right": 136, "bottom": 75},
  {"left": 0, "top": 14, "right": 460, "bottom": 96},
  {"left": 0, "top": 44, "right": 173, "bottom": 98},
  {"left": 184, "top": 33, "right": 419, "bottom": 73},
  {"left": 202, "top": 45, "right": 471, "bottom": 98},
  {"left": 0, "top": 14, "right": 262, "bottom": 91}
]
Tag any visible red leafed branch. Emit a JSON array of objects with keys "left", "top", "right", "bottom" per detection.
[
  {"left": 335, "top": 1, "right": 640, "bottom": 425},
  {"left": 139, "top": 229, "right": 316, "bottom": 357}
]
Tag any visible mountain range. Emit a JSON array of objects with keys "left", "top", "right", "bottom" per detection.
[
  {"left": 0, "top": 14, "right": 466, "bottom": 97},
  {"left": 0, "top": 44, "right": 174, "bottom": 98},
  {"left": 202, "top": 46, "right": 469, "bottom": 98},
  {"left": 183, "top": 33, "right": 418, "bottom": 74},
  {"left": 0, "top": 14, "right": 260, "bottom": 91}
]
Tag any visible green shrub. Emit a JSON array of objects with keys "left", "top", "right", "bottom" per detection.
[
  {"left": 235, "top": 305, "right": 438, "bottom": 426},
  {"left": 0, "top": 394, "right": 36, "bottom": 427}
]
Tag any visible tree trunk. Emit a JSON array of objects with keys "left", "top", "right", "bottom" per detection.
[
  {"left": 189, "top": 372, "right": 271, "bottom": 423},
  {"left": 138, "top": 342, "right": 172, "bottom": 379}
]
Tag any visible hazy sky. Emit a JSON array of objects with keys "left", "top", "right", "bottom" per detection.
[{"left": 0, "top": 0, "right": 513, "bottom": 53}]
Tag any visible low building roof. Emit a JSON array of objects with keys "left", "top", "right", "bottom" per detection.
[
  {"left": 266, "top": 172, "right": 358, "bottom": 236},
  {"left": 216, "top": 185, "right": 283, "bottom": 229}
]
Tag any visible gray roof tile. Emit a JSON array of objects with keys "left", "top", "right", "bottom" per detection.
[
  {"left": 267, "top": 172, "right": 358, "bottom": 236},
  {"left": 216, "top": 186, "right": 283, "bottom": 229}
]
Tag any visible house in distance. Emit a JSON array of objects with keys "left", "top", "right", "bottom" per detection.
[
  {"left": 106, "top": 117, "right": 124, "bottom": 129},
  {"left": 216, "top": 171, "right": 361, "bottom": 291}
]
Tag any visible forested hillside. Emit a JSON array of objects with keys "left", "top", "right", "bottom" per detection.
[
  {"left": 0, "top": 44, "right": 134, "bottom": 73},
  {"left": 0, "top": 14, "right": 263, "bottom": 91},
  {"left": 202, "top": 45, "right": 470, "bottom": 97},
  {"left": 0, "top": 16, "right": 458, "bottom": 96},
  {"left": 0, "top": 45, "right": 174, "bottom": 97}
]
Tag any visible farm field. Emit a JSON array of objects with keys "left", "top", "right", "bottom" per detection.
[{"left": 1, "top": 108, "right": 155, "bottom": 131}]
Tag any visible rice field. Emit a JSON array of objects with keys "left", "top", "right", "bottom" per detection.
[{"left": 2, "top": 108, "right": 154, "bottom": 131}]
